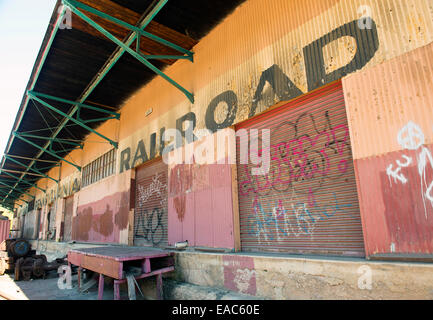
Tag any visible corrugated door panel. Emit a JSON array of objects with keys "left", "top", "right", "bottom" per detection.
[
  {"left": 23, "top": 211, "right": 34, "bottom": 239},
  {"left": 0, "top": 220, "right": 10, "bottom": 243},
  {"left": 236, "top": 82, "right": 365, "bottom": 256},
  {"left": 63, "top": 196, "right": 74, "bottom": 242},
  {"left": 134, "top": 158, "right": 168, "bottom": 247},
  {"left": 48, "top": 206, "right": 56, "bottom": 240}
]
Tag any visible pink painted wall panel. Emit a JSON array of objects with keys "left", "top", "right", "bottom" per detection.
[
  {"left": 73, "top": 191, "right": 129, "bottom": 243},
  {"left": 182, "top": 192, "right": 196, "bottom": 245},
  {"left": 211, "top": 186, "right": 235, "bottom": 248},
  {"left": 0, "top": 220, "right": 10, "bottom": 243},
  {"left": 195, "top": 189, "right": 213, "bottom": 247},
  {"left": 168, "top": 162, "right": 235, "bottom": 249},
  {"left": 355, "top": 145, "right": 433, "bottom": 256}
]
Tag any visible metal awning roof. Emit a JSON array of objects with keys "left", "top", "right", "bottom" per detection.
[{"left": 0, "top": 0, "right": 244, "bottom": 210}]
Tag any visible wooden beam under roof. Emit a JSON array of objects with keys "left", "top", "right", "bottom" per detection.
[{"left": 70, "top": 0, "right": 198, "bottom": 65}]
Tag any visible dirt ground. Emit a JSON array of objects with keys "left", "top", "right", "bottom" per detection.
[{"left": 0, "top": 270, "right": 141, "bottom": 300}]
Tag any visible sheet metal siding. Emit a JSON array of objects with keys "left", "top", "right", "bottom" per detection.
[
  {"left": 0, "top": 220, "right": 10, "bottom": 243},
  {"left": 355, "top": 147, "right": 433, "bottom": 256},
  {"left": 236, "top": 82, "right": 364, "bottom": 256},
  {"left": 343, "top": 42, "right": 433, "bottom": 257},
  {"left": 167, "top": 159, "right": 236, "bottom": 249},
  {"left": 343, "top": 41, "right": 433, "bottom": 160},
  {"left": 117, "top": 0, "right": 433, "bottom": 178},
  {"left": 134, "top": 159, "right": 168, "bottom": 247}
]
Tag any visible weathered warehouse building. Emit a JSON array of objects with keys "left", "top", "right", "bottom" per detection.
[{"left": 1, "top": 0, "right": 433, "bottom": 299}]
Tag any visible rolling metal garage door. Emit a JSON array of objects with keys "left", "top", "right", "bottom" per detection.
[
  {"left": 236, "top": 82, "right": 365, "bottom": 256},
  {"left": 134, "top": 158, "right": 168, "bottom": 247}
]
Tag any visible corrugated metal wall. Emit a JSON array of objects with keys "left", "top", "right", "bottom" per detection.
[
  {"left": 167, "top": 160, "right": 236, "bottom": 249},
  {"left": 133, "top": 159, "right": 168, "bottom": 247},
  {"left": 0, "top": 220, "right": 10, "bottom": 243},
  {"left": 236, "top": 81, "right": 364, "bottom": 256},
  {"left": 343, "top": 41, "right": 433, "bottom": 257}
]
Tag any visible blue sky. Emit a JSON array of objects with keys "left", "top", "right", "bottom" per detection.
[{"left": 0, "top": 0, "right": 57, "bottom": 157}]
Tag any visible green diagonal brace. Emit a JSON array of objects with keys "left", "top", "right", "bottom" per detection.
[
  {"left": 16, "top": 133, "right": 83, "bottom": 148},
  {"left": 82, "top": 116, "right": 119, "bottom": 124},
  {"left": 13, "top": 132, "right": 82, "bottom": 172},
  {"left": 0, "top": 181, "right": 35, "bottom": 199},
  {"left": 64, "top": 0, "right": 193, "bottom": 58},
  {"left": 28, "top": 90, "right": 120, "bottom": 119},
  {"left": 4, "top": 155, "right": 59, "bottom": 183},
  {"left": 63, "top": 0, "right": 195, "bottom": 103},
  {"left": 0, "top": 201, "right": 16, "bottom": 209},
  {"left": 0, "top": 170, "right": 45, "bottom": 192},
  {"left": 27, "top": 92, "right": 118, "bottom": 149},
  {"left": 0, "top": 190, "right": 28, "bottom": 204}
]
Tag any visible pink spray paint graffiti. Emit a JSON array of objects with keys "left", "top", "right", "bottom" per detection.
[{"left": 238, "top": 109, "right": 357, "bottom": 245}]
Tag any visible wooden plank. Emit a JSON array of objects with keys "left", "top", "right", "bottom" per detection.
[
  {"left": 81, "top": 255, "right": 121, "bottom": 279},
  {"left": 71, "top": 0, "right": 198, "bottom": 64}
]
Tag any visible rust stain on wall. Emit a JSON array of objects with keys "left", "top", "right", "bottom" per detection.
[
  {"left": 115, "top": 192, "right": 130, "bottom": 230},
  {"left": 72, "top": 207, "right": 93, "bottom": 241},
  {"left": 169, "top": 164, "right": 193, "bottom": 222},
  {"left": 92, "top": 205, "right": 114, "bottom": 237},
  {"left": 73, "top": 191, "right": 130, "bottom": 243}
]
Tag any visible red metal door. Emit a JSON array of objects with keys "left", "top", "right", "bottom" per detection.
[
  {"left": 236, "top": 82, "right": 365, "bottom": 256},
  {"left": 134, "top": 158, "right": 168, "bottom": 247},
  {"left": 0, "top": 220, "right": 10, "bottom": 243}
]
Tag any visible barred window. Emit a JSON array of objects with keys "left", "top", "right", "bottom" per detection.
[{"left": 82, "top": 149, "right": 116, "bottom": 187}]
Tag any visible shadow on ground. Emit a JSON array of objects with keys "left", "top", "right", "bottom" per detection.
[{"left": 0, "top": 270, "right": 144, "bottom": 300}]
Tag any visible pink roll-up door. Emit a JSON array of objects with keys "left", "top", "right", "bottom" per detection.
[
  {"left": 0, "top": 220, "right": 10, "bottom": 243},
  {"left": 235, "top": 82, "right": 365, "bottom": 256},
  {"left": 133, "top": 158, "right": 168, "bottom": 247}
]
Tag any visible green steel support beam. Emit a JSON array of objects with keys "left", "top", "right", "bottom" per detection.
[
  {"left": 0, "top": 181, "right": 35, "bottom": 199},
  {"left": 4, "top": 154, "right": 59, "bottom": 164},
  {"left": 1, "top": 169, "right": 45, "bottom": 178},
  {"left": 13, "top": 132, "right": 81, "bottom": 171},
  {"left": 0, "top": 170, "right": 45, "bottom": 192},
  {"left": 81, "top": 116, "right": 119, "bottom": 124},
  {"left": 28, "top": 90, "right": 121, "bottom": 119},
  {"left": 15, "top": 133, "right": 83, "bottom": 148},
  {"left": 1, "top": 1, "right": 168, "bottom": 203},
  {"left": 27, "top": 92, "right": 118, "bottom": 148},
  {"left": 63, "top": 0, "right": 195, "bottom": 103},
  {"left": 4, "top": 155, "right": 59, "bottom": 183},
  {"left": 0, "top": 201, "right": 16, "bottom": 209},
  {"left": 64, "top": 0, "right": 192, "bottom": 58},
  {"left": 0, "top": 190, "right": 28, "bottom": 204},
  {"left": 0, "top": 7, "right": 68, "bottom": 203},
  {"left": 139, "top": 54, "right": 193, "bottom": 62},
  {"left": 47, "top": 144, "right": 83, "bottom": 154}
]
